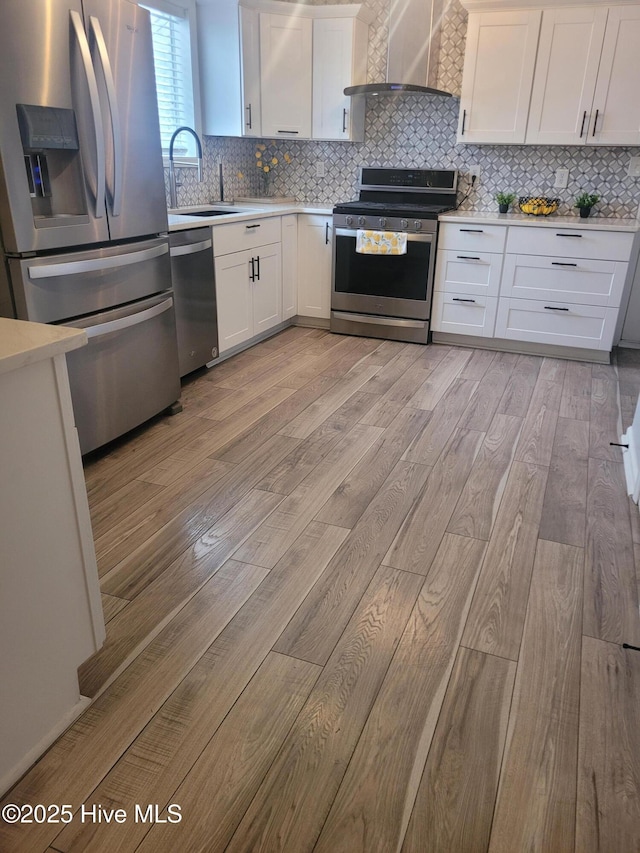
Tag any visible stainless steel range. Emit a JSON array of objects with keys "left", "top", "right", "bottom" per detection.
[{"left": 331, "top": 167, "right": 458, "bottom": 344}]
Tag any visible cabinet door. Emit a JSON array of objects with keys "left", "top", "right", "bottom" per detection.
[
  {"left": 590, "top": 6, "right": 640, "bottom": 146},
  {"left": 252, "top": 243, "right": 282, "bottom": 335},
  {"left": 240, "top": 5, "right": 262, "bottom": 137},
  {"left": 281, "top": 214, "right": 298, "bottom": 319},
  {"left": 526, "top": 7, "right": 607, "bottom": 146},
  {"left": 458, "top": 10, "right": 541, "bottom": 144},
  {"left": 260, "top": 13, "right": 312, "bottom": 139},
  {"left": 312, "top": 18, "right": 366, "bottom": 141},
  {"left": 215, "top": 251, "right": 253, "bottom": 353},
  {"left": 297, "top": 215, "right": 332, "bottom": 319}
]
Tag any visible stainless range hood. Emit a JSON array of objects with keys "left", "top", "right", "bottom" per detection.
[{"left": 345, "top": 0, "right": 454, "bottom": 98}]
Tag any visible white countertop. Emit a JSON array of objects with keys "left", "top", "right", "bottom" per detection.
[
  {"left": 439, "top": 210, "right": 640, "bottom": 232},
  {"left": 168, "top": 201, "right": 333, "bottom": 231},
  {"left": 0, "top": 318, "right": 87, "bottom": 376}
]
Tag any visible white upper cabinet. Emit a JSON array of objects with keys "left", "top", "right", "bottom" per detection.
[
  {"left": 526, "top": 5, "right": 640, "bottom": 146},
  {"left": 312, "top": 17, "right": 368, "bottom": 142},
  {"left": 260, "top": 12, "right": 313, "bottom": 139},
  {"left": 457, "top": 10, "right": 542, "bottom": 144},
  {"left": 240, "top": 5, "right": 262, "bottom": 137},
  {"left": 198, "top": 0, "right": 261, "bottom": 138},
  {"left": 459, "top": 2, "right": 640, "bottom": 146},
  {"left": 526, "top": 7, "right": 608, "bottom": 145},
  {"left": 590, "top": 5, "right": 640, "bottom": 146}
]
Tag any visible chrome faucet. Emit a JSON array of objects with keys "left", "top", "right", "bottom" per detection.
[{"left": 168, "top": 126, "right": 203, "bottom": 209}]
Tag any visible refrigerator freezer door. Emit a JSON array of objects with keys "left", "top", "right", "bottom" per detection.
[
  {"left": 0, "top": 0, "right": 110, "bottom": 253},
  {"left": 9, "top": 236, "right": 172, "bottom": 323},
  {"left": 86, "top": 0, "right": 169, "bottom": 241},
  {"left": 64, "top": 292, "right": 181, "bottom": 454}
]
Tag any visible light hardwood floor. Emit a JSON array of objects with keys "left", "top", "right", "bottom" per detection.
[{"left": 3, "top": 328, "right": 640, "bottom": 853}]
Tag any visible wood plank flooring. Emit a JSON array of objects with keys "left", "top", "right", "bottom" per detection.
[{"left": 2, "top": 326, "right": 640, "bottom": 853}]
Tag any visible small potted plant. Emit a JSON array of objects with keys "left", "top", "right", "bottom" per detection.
[
  {"left": 495, "top": 192, "right": 516, "bottom": 214},
  {"left": 575, "top": 192, "right": 600, "bottom": 219}
]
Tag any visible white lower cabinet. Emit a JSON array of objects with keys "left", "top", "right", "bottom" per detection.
[
  {"left": 433, "top": 218, "right": 637, "bottom": 354},
  {"left": 216, "top": 242, "right": 282, "bottom": 353},
  {"left": 432, "top": 291, "right": 498, "bottom": 337},
  {"left": 282, "top": 214, "right": 298, "bottom": 319},
  {"left": 297, "top": 213, "right": 332, "bottom": 320},
  {"left": 495, "top": 297, "right": 618, "bottom": 350}
]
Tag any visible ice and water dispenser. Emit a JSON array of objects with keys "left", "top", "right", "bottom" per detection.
[{"left": 16, "top": 104, "right": 88, "bottom": 225}]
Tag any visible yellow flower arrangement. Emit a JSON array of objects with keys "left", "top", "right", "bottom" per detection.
[{"left": 255, "top": 141, "right": 292, "bottom": 196}]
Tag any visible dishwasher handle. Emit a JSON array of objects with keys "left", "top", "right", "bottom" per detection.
[
  {"left": 83, "top": 296, "right": 174, "bottom": 339},
  {"left": 169, "top": 238, "right": 212, "bottom": 258}
]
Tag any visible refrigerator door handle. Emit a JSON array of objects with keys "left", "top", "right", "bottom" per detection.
[
  {"left": 89, "top": 16, "right": 123, "bottom": 217},
  {"left": 83, "top": 296, "right": 174, "bottom": 339},
  {"left": 28, "top": 243, "right": 168, "bottom": 279},
  {"left": 70, "top": 10, "right": 106, "bottom": 220}
]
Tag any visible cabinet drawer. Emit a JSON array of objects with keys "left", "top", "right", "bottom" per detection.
[
  {"left": 502, "top": 253, "right": 627, "bottom": 306},
  {"left": 435, "top": 250, "right": 503, "bottom": 297},
  {"left": 438, "top": 223, "right": 507, "bottom": 254},
  {"left": 506, "top": 225, "right": 634, "bottom": 261},
  {"left": 495, "top": 297, "right": 618, "bottom": 350},
  {"left": 212, "top": 216, "right": 281, "bottom": 256},
  {"left": 432, "top": 291, "right": 498, "bottom": 337}
]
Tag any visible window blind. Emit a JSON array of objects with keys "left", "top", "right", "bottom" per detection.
[{"left": 141, "top": 2, "right": 196, "bottom": 157}]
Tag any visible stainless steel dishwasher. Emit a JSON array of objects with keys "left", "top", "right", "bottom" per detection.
[{"left": 169, "top": 228, "right": 219, "bottom": 377}]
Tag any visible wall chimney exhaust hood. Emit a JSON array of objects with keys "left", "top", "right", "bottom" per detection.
[{"left": 345, "top": 0, "right": 454, "bottom": 97}]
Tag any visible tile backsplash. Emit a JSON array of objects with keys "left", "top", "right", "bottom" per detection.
[{"left": 169, "top": 0, "right": 640, "bottom": 219}]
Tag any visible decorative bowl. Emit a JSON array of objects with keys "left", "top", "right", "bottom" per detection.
[{"left": 519, "top": 196, "right": 559, "bottom": 216}]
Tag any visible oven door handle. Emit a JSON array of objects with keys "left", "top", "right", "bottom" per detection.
[{"left": 335, "top": 227, "right": 434, "bottom": 243}]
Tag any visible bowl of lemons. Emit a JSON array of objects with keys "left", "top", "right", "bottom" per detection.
[{"left": 519, "top": 196, "right": 559, "bottom": 216}]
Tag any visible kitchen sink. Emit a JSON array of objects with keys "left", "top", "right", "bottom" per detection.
[{"left": 174, "top": 209, "right": 234, "bottom": 217}]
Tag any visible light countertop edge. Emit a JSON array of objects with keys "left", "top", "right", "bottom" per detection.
[
  {"left": 168, "top": 202, "right": 333, "bottom": 231},
  {"left": 0, "top": 318, "right": 87, "bottom": 376},
  {"left": 438, "top": 210, "right": 640, "bottom": 232}
]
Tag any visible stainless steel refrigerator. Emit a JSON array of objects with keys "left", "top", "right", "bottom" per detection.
[{"left": 0, "top": 0, "right": 180, "bottom": 454}]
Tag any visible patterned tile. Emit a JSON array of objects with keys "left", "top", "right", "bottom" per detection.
[{"left": 166, "top": 0, "right": 640, "bottom": 218}]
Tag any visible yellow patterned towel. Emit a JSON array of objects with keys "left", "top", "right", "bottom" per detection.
[{"left": 355, "top": 230, "right": 408, "bottom": 255}]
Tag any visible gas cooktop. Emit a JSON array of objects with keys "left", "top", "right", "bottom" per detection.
[{"left": 334, "top": 167, "right": 459, "bottom": 221}]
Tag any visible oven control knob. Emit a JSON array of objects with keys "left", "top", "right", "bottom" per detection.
[
  {"left": 358, "top": 216, "right": 366, "bottom": 227},
  {"left": 345, "top": 215, "right": 353, "bottom": 226},
  {"left": 414, "top": 220, "right": 422, "bottom": 230},
  {"left": 400, "top": 219, "right": 408, "bottom": 229},
  {"left": 379, "top": 217, "right": 387, "bottom": 228}
]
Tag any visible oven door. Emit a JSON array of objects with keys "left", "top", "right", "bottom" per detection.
[{"left": 332, "top": 227, "right": 436, "bottom": 320}]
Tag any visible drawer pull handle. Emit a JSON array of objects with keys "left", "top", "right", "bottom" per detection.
[
  {"left": 552, "top": 261, "right": 577, "bottom": 267},
  {"left": 555, "top": 233, "right": 582, "bottom": 237},
  {"left": 245, "top": 224, "right": 261, "bottom": 229},
  {"left": 544, "top": 305, "right": 569, "bottom": 311},
  {"left": 459, "top": 228, "right": 483, "bottom": 233},
  {"left": 456, "top": 255, "right": 481, "bottom": 260},
  {"left": 277, "top": 129, "right": 299, "bottom": 134},
  {"left": 453, "top": 297, "right": 476, "bottom": 303}
]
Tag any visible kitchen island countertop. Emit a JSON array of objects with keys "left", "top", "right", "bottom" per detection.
[
  {"left": 439, "top": 210, "right": 640, "bottom": 232},
  {"left": 0, "top": 317, "right": 87, "bottom": 376}
]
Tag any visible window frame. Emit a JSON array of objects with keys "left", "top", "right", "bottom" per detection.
[{"left": 141, "top": 0, "right": 202, "bottom": 167}]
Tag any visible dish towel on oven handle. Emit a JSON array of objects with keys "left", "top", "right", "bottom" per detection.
[{"left": 355, "top": 229, "right": 408, "bottom": 255}]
